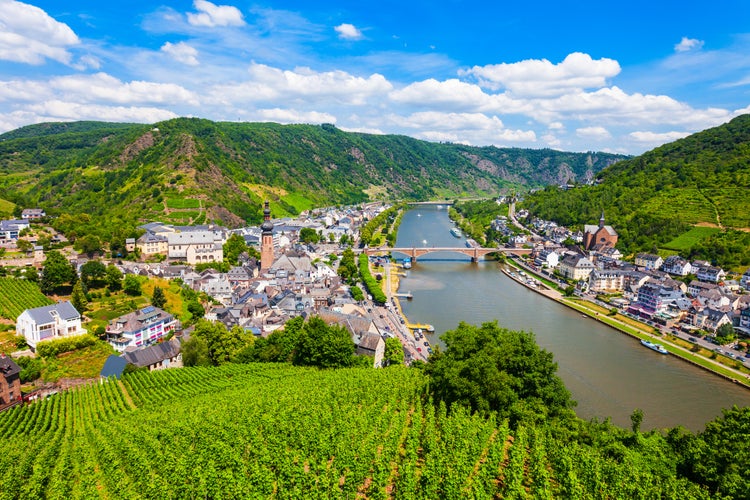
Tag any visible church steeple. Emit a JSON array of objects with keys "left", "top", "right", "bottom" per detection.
[
  {"left": 260, "top": 201, "right": 274, "bottom": 271},
  {"left": 599, "top": 211, "right": 606, "bottom": 228}
]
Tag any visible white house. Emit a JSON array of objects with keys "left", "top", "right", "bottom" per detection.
[
  {"left": 662, "top": 255, "right": 692, "bottom": 276},
  {"left": 167, "top": 230, "right": 224, "bottom": 265},
  {"left": 634, "top": 253, "right": 663, "bottom": 270},
  {"left": 16, "top": 301, "right": 85, "bottom": 350}
]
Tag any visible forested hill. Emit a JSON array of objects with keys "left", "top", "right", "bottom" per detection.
[
  {"left": 0, "top": 118, "right": 624, "bottom": 230},
  {"left": 522, "top": 114, "right": 750, "bottom": 268}
]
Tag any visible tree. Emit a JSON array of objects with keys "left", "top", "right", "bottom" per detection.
[
  {"left": 350, "top": 285, "right": 364, "bottom": 302},
  {"left": 425, "top": 321, "right": 573, "bottom": 426},
  {"left": 223, "top": 233, "right": 248, "bottom": 265},
  {"left": 714, "top": 323, "right": 736, "bottom": 345},
  {"left": 182, "top": 335, "right": 211, "bottom": 367},
  {"left": 187, "top": 300, "right": 204, "bottom": 320},
  {"left": 383, "top": 337, "right": 404, "bottom": 366},
  {"left": 105, "top": 264, "right": 122, "bottom": 291},
  {"left": 71, "top": 280, "right": 88, "bottom": 313},
  {"left": 299, "top": 227, "right": 320, "bottom": 244},
  {"left": 40, "top": 250, "right": 76, "bottom": 294},
  {"left": 337, "top": 247, "right": 358, "bottom": 284},
  {"left": 189, "top": 319, "right": 254, "bottom": 365},
  {"left": 630, "top": 408, "right": 644, "bottom": 434},
  {"left": 16, "top": 239, "right": 33, "bottom": 253},
  {"left": 237, "top": 316, "right": 304, "bottom": 363},
  {"left": 293, "top": 316, "right": 355, "bottom": 368},
  {"left": 151, "top": 286, "right": 167, "bottom": 309},
  {"left": 80, "top": 260, "right": 107, "bottom": 288},
  {"left": 75, "top": 234, "right": 102, "bottom": 256},
  {"left": 122, "top": 274, "right": 142, "bottom": 296}
]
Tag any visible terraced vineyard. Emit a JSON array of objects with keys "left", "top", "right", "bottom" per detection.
[
  {"left": 0, "top": 364, "right": 709, "bottom": 498},
  {"left": 0, "top": 277, "right": 53, "bottom": 320}
]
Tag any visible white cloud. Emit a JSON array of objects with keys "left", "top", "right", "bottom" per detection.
[
  {"left": 187, "top": 0, "right": 244, "bottom": 27},
  {"left": 576, "top": 126, "right": 611, "bottom": 140},
  {"left": 161, "top": 42, "right": 199, "bottom": 66},
  {"left": 48, "top": 73, "right": 200, "bottom": 105},
  {"left": 674, "top": 37, "right": 704, "bottom": 52},
  {"left": 253, "top": 108, "right": 337, "bottom": 124},
  {"left": 9, "top": 100, "right": 178, "bottom": 127},
  {"left": 207, "top": 63, "right": 392, "bottom": 106},
  {"left": 462, "top": 52, "right": 621, "bottom": 97},
  {"left": 629, "top": 130, "right": 691, "bottom": 143},
  {"left": 335, "top": 23, "right": 363, "bottom": 40},
  {"left": 0, "top": 0, "right": 79, "bottom": 64}
]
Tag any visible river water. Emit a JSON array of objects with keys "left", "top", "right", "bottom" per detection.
[{"left": 395, "top": 204, "right": 750, "bottom": 430}]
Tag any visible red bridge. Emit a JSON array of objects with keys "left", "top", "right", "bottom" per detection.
[{"left": 364, "top": 246, "right": 531, "bottom": 262}]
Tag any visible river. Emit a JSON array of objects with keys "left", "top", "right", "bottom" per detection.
[{"left": 395, "top": 204, "right": 750, "bottom": 430}]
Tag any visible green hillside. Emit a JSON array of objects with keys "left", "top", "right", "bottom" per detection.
[
  {"left": 0, "top": 362, "right": 721, "bottom": 499},
  {"left": 0, "top": 118, "right": 624, "bottom": 241},
  {"left": 522, "top": 114, "right": 750, "bottom": 268}
]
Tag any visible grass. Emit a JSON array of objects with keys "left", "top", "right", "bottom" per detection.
[
  {"left": 163, "top": 211, "right": 202, "bottom": 221},
  {"left": 662, "top": 226, "right": 722, "bottom": 252},
  {"left": 0, "top": 197, "right": 15, "bottom": 217},
  {"left": 40, "top": 341, "right": 115, "bottom": 382},
  {"left": 640, "top": 189, "right": 718, "bottom": 225},
  {"left": 166, "top": 197, "right": 201, "bottom": 209},
  {"left": 0, "top": 327, "right": 20, "bottom": 354}
]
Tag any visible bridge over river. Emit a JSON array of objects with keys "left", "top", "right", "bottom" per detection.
[{"left": 363, "top": 246, "right": 531, "bottom": 262}]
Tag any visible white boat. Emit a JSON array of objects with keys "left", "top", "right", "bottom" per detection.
[
  {"left": 640, "top": 339, "right": 668, "bottom": 355},
  {"left": 450, "top": 227, "right": 462, "bottom": 238}
]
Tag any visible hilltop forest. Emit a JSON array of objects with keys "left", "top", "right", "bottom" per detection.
[
  {"left": 522, "top": 114, "right": 750, "bottom": 269},
  {"left": 0, "top": 118, "right": 623, "bottom": 244}
]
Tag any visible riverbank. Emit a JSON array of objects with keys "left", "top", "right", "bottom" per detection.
[{"left": 503, "top": 258, "right": 750, "bottom": 389}]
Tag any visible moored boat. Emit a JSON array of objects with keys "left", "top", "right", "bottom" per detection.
[
  {"left": 450, "top": 227, "right": 462, "bottom": 238},
  {"left": 640, "top": 339, "right": 669, "bottom": 355}
]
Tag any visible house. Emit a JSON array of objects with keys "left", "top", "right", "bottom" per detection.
[
  {"left": 121, "top": 338, "right": 182, "bottom": 371},
  {"left": 21, "top": 208, "right": 46, "bottom": 220},
  {"left": 583, "top": 213, "right": 618, "bottom": 251},
  {"left": 741, "top": 268, "right": 750, "bottom": 291},
  {"left": 662, "top": 255, "right": 692, "bottom": 276},
  {"left": 738, "top": 308, "right": 750, "bottom": 336},
  {"left": 694, "top": 307, "right": 733, "bottom": 333},
  {"left": 0, "top": 354, "right": 21, "bottom": 410},
  {"left": 691, "top": 260, "right": 726, "bottom": 283},
  {"left": 16, "top": 301, "right": 85, "bottom": 350},
  {"left": 588, "top": 269, "right": 626, "bottom": 293},
  {"left": 634, "top": 253, "right": 663, "bottom": 271},
  {"left": 136, "top": 232, "right": 168, "bottom": 257},
  {"left": 166, "top": 230, "right": 224, "bottom": 264},
  {"left": 0, "top": 219, "right": 30, "bottom": 242},
  {"left": 534, "top": 249, "right": 559, "bottom": 269},
  {"left": 558, "top": 254, "right": 595, "bottom": 281},
  {"left": 354, "top": 332, "right": 385, "bottom": 367},
  {"left": 688, "top": 280, "right": 720, "bottom": 297},
  {"left": 105, "top": 305, "right": 177, "bottom": 352}
]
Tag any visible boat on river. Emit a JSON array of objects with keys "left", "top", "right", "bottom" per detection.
[
  {"left": 640, "top": 339, "right": 669, "bottom": 355},
  {"left": 450, "top": 227, "right": 462, "bottom": 238}
]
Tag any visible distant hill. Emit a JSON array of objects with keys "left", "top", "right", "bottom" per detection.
[
  {"left": 0, "top": 118, "right": 624, "bottom": 238},
  {"left": 522, "top": 114, "right": 750, "bottom": 269}
]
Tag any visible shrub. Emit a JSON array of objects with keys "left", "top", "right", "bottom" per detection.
[{"left": 36, "top": 334, "right": 98, "bottom": 358}]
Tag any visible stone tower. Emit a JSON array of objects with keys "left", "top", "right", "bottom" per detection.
[{"left": 260, "top": 201, "right": 274, "bottom": 271}]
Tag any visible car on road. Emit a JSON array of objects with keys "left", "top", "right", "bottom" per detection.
[{"left": 689, "top": 337, "right": 697, "bottom": 342}]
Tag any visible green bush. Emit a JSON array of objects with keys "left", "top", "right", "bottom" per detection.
[{"left": 36, "top": 334, "right": 98, "bottom": 358}]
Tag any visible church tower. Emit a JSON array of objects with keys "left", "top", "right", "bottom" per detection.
[{"left": 260, "top": 201, "right": 274, "bottom": 271}]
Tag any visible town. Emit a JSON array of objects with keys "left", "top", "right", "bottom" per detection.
[{"left": 2, "top": 199, "right": 750, "bottom": 412}]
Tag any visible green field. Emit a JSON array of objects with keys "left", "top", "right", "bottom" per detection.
[
  {"left": 0, "top": 278, "right": 53, "bottom": 320},
  {"left": 166, "top": 197, "right": 201, "bottom": 209},
  {"left": 662, "top": 225, "right": 722, "bottom": 252},
  {"left": 0, "top": 364, "right": 710, "bottom": 498}
]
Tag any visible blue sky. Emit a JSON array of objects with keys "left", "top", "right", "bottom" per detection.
[{"left": 1, "top": 1, "right": 749, "bottom": 154}]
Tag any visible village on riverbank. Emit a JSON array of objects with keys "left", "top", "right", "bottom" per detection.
[{"left": 2, "top": 199, "right": 750, "bottom": 411}]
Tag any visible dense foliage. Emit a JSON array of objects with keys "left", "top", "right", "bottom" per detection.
[
  {"left": 359, "top": 253, "right": 388, "bottom": 304},
  {"left": 522, "top": 114, "right": 750, "bottom": 267},
  {"left": 426, "top": 321, "right": 574, "bottom": 426}
]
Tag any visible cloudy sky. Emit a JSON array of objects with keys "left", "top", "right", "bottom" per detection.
[{"left": 1, "top": 0, "right": 749, "bottom": 154}]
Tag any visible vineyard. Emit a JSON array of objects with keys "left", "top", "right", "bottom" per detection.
[
  {"left": 0, "top": 277, "right": 53, "bottom": 320},
  {"left": 0, "top": 364, "right": 710, "bottom": 499}
]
